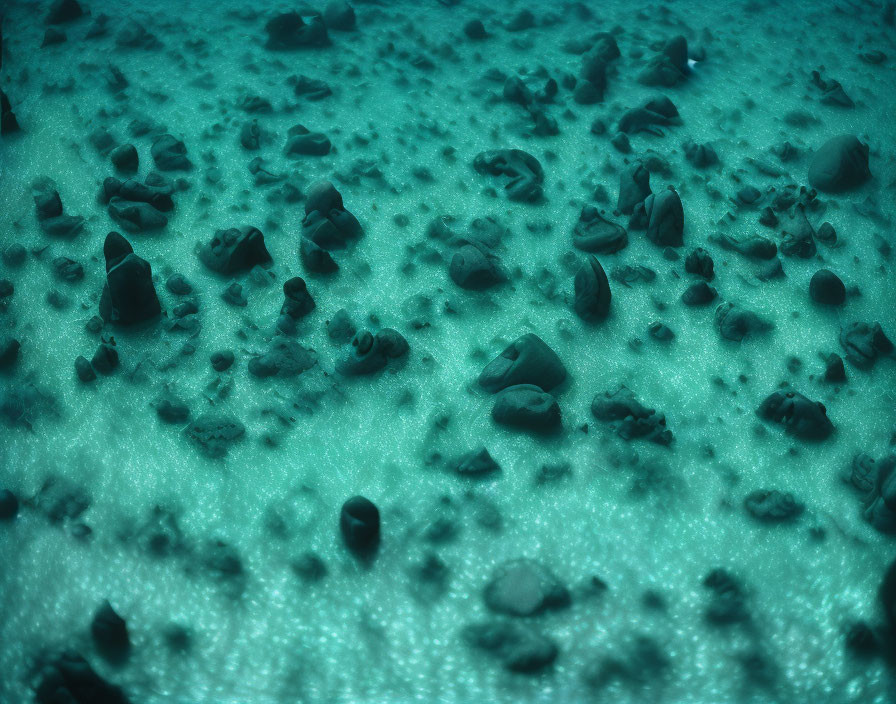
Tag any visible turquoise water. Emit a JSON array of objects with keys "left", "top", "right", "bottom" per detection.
[{"left": 1, "top": 0, "right": 895, "bottom": 702}]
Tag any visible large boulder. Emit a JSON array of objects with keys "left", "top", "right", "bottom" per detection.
[
  {"left": 638, "top": 189, "right": 684, "bottom": 247},
  {"left": 302, "top": 181, "right": 363, "bottom": 251},
  {"left": 491, "top": 385, "right": 560, "bottom": 432},
  {"left": 478, "top": 333, "right": 566, "bottom": 393},
  {"left": 98, "top": 232, "right": 161, "bottom": 325},
  {"left": 807, "top": 135, "right": 871, "bottom": 193},
  {"left": 35, "top": 651, "right": 131, "bottom": 704},
  {"left": 572, "top": 206, "right": 628, "bottom": 253},
  {"left": 151, "top": 134, "right": 191, "bottom": 171}
]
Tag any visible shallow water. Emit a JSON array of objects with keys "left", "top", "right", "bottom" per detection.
[{"left": 1, "top": 0, "right": 895, "bottom": 702}]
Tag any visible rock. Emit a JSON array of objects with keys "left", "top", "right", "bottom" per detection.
[
  {"left": 115, "top": 20, "right": 159, "bottom": 49},
  {"left": 464, "top": 19, "right": 488, "bottom": 40},
  {"left": 185, "top": 414, "right": 246, "bottom": 458},
  {"left": 864, "top": 456, "right": 896, "bottom": 533},
  {"left": 572, "top": 206, "right": 628, "bottom": 253},
  {"left": 35, "top": 652, "right": 131, "bottom": 704},
  {"left": 42, "top": 28, "right": 67, "bottom": 47},
  {"left": 108, "top": 198, "right": 167, "bottom": 233},
  {"left": 302, "top": 181, "right": 363, "bottom": 251},
  {"left": 713, "top": 233, "right": 777, "bottom": 260},
  {"left": 279, "top": 277, "right": 316, "bottom": 329},
  {"left": 210, "top": 350, "right": 235, "bottom": 372},
  {"left": 340, "top": 495, "right": 379, "bottom": 556},
  {"left": 248, "top": 340, "right": 316, "bottom": 378},
  {"left": 681, "top": 281, "right": 717, "bottom": 306},
  {"left": 881, "top": 558, "right": 896, "bottom": 633},
  {"left": 336, "top": 328, "right": 409, "bottom": 375},
  {"left": 292, "top": 75, "right": 332, "bottom": 101},
  {"left": 0, "top": 337, "right": 19, "bottom": 369},
  {"left": 591, "top": 386, "right": 673, "bottom": 445},
  {"left": 808, "top": 135, "right": 871, "bottom": 193},
  {"left": 453, "top": 446, "right": 500, "bottom": 477},
  {"left": 199, "top": 226, "right": 272, "bottom": 274},
  {"left": 743, "top": 489, "right": 805, "bottom": 522},
  {"left": 685, "top": 247, "right": 714, "bottom": 280},
  {"left": 99, "top": 233, "right": 161, "bottom": 325},
  {"left": 823, "top": 353, "right": 846, "bottom": 383},
  {"left": 165, "top": 273, "right": 192, "bottom": 295},
  {"left": 52, "top": 256, "right": 83, "bottom": 282},
  {"left": 574, "top": 255, "right": 611, "bottom": 321},
  {"left": 285, "top": 124, "right": 331, "bottom": 156},
  {"left": 74, "top": 356, "right": 96, "bottom": 382},
  {"left": 757, "top": 390, "right": 834, "bottom": 441},
  {"left": 300, "top": 236, "right": 339, "bottom": 273},
  {"left": 91, "top": 601, "right": 131, "bottom": 663},
  {"left": 715, "top": 302, "right": 772, "bottom": 341},
  {"left": 2, "top": 243, "right": 27, "bottom": 267},
  {"left": 617, "top": 163, "right": 651, "bottom": 215},
  {"left": 641, "top": 189, "right": 684, "bottom": 247},
  {"left": 648, "top": 321, "right": 675, "bottom": 341},
  {"left": 839, "top": 322, "right": 893, "bottom": 369},
  {"left": 703, "top": 569, "right": 749, "bottom": 625},
  {"left": 0, "top": 489, "right": 18, "bottom": 520},
  {"left": 327, "top": 309, "right": 356, "bottom": 343},
  {"left": 291, "top": 551, "right": 328, "bottom": 582},
  {"left": 46, "top": 0, "right": 82, "bottom": 23},
  {"left": 478, "top": 333, "right": 566, "bottom": 393},
  {"left": 151, "top": 134, "right": 191, "bottom": 171},
  {"left": 683, "top": 140, "right": 719, "bottom": 168},
  {"left": 1, "top": 89, "right": 20, "bottom": 135},
  {"left": 462, "top": 621, "right": 558, "bottom": 673},
  {"left": 492, "top": 385, "right": 560, "bottom": 432},
  {"left": 91, "top": 340, "right": 119, "bottom": 375},
  {"left": 323, "top": 1, "right": 355, "bottom": 30},
  {"left": 110, "top": 144, "right": 138, "bottom": 173},
  {"left": 473, "top": 149, "right": 544, "bottom": 203},
  {"left": 484, "top": 558, "right": 570, "bottom": 616},
  {"left": 265, "top": 11, "right": 329, "bottom": 49},
  {"left": 449, "top": 242, "right": 507, "bottom": 289},
  {"left": 155, "top": 398, "right": 190, "bottom": 424},
  {"left": 809, "top": 270, "right": 846, "bottom": 305},
  {"left": 102, "top": 177, "right": 174, "bottom": 212}
]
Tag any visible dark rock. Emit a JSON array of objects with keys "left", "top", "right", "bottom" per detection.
[
  {"left": 99, "top": 233, "right": 161, "bottom": 325},
  {"left": 648, "top": 321, "right": 675, "bottom": 341},
  {"left": 809, "top": 270, "right": 846, "bottom": 305},
  {"left": 151, "top": 134, "right": 191, "bottom": 171},
  {"left": 808, "top": 135, "right": 871, "bottom": 193},
  {"left": 492, "top": 384, "right": 560, "bottom": 432},
  {"left": 839, "top": 322, "right": 893, "bottom": 369},
  {"left": 108, "top": 198, "right": 167, "bottom": 233},
  {"left": 591, "top": 386, "right": 673, "bottom": 445},
  {"left": 291, "top": 551, "right": 328, "bottom": 581},
  {"left": 110, "top": 144, "right": 138, "bottom": 173},
  {"left": 462, "top": 621, "right": 558, "bottom": 673},
  {"left": 323, "top": 1, "right": 355, "bottom": 30},
  {"left": 185, "top": 414, "right": 246, "bottom": 458},
  {"left": 703, "top": 569, "right": 749, "bottom": 625},
  {"left": 453, "top": 446, "right": 500, "bottom": 477},
  {"left": 75, "top": 356, "right": 96, "bottom": 382},
  {"left": 91, "top": 340, "right": 119, "bottom": 375},
  {"left": 52, "top": 257, "right": 83, "bottom": 282},
  {"left": 293, "top": 75, "right": 332, "bottom": 101},
  {"left": 484, "top": 558, "right": 570, "bottom": 616},
  {"left": 327, "top": 309, "right": 356, "bottom": 343},
  {"left": 449, "top": 242, "right": 507, "bottom": 289},
  {"left": 715, "top": 302, "right": 772, "bottom": 341},
  {"left": 683, "top": 140, "right": 719, "bottom": 168},
  {"left": 102, "top": 177, "right": 174, "bottom": 212},
  {"left": 473, "top": 149, "right": 544, "bottom": 203},
  {"left": 221, "top": 281, "right": 247, "bottom": 307},
  {"left": 685, "top": 247, "right": 714, "bottom": 280},
  {"left": 574, "top": 255, "right": 611, "bottom": 321},
  {"left": 35, "top": 651, "right": 131, "bottom": 704},
  {"left": 300, "top": 236, "right": 339, "bottom": 273},
  {"left": 572, "top": 206, "right": 628, "bottom": 253},
  {"left": 199, "top": 226, "right": 272, "bottom": 274},
  {"left": 743, "top": 489, "right": 804, "bottom": 522},
  {"left": 46, "top": 0, "right": 83, "bottom": 23},
  {"left": 285, "top": 124, "right": 331, "bottom": 156},
  {"left": 681, "top": 281, "right": 717, "bottom": 306},
  {"left": 336, "top": 328, "right": 409, "bottom": 375},
  {"left": 464, "top": 19, "right": 488, "bottom": 40},
  {"left": 42, "top": 28, "right": 67, "bottom": 47},
  {"left": 617, "top": 163, "right": 651, "bottom": 215},
  {"left": 0, "top": 338, "right": 20, "bottom": 369},
  {"left": 823, "top": 353, "right": 846, "bottom": 383},
  {"left": 265, "top": 11, "right": 329, "bottom": 49},
  {"left": 1, "top": 89, "right": 20, "bottom": 135},
  {"left": 478, "top": 333, "right": 566, "bottom": 393},
  {"left": 2, "top": 243, "right": 27, "bottom": 267},
  {"left": 641, "top": 189, "right": 684, "bottom": 247},
  {"left": 91, "top": 601, "right": 131, "bottom": 663},
  {"left": 863, "top": 456, "right": 896, "bottom": 533},
  {"left": 340, "top": 495, "right": 379, "bottom": 556},
  {"left": 302, "top": 181, "right": 363, "bottom": 251},
  {"left": 210, "top": 350, "right": 235, "bottom": 372},
  {"left": 156, "top": 398, "right": 190, "bottom": 424},
  {"left": 0, "top": 489, "right": 18, "bottom": 520},
  {"left": 248, "top": 340, "right": 315, "bottom": 378},
  {"left": 165, "top": 273, "right": 192, "bottom": 295},
  {"left": 713, "top": 233, "right": 777, "bottom": 260},
  {"left": 757, "top": 390, "right": 834, "bottom": 441}
]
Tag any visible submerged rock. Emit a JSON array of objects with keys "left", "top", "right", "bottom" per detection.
[
  {"left": 478, "top": 334, "right": 566, "bottom": 393},
  {"left": 492, "top": 385, "right": 560, "bottom": 432},
  {"left": 808, "top": 135, "right": 871, "bottom": 193},
  {"left": 99, "top": 232, "right": 161, "bottom": 326},
  {"left": 591, "top": 386, "right": 673, "bottom": 445},
  {"left": 185, "top": 414, "right": 246, "bottom": 458},
  {"left": 473, "top": 149, "right": 544, "bottom": 203},
  {"left": 484, "top": 558, "right": 570, "bottom": 616},
  {"left": 757, "top": 390, "right": 834, "bottom": 441},
  {"left": 199, "top": 226, "right": 272, "bottom": 274},
  {"left": 340, "top": 495, "right": 380, "bottom": 557},
  {"left": 463, "top": 621, "right": 558, "bottom": 673}
]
